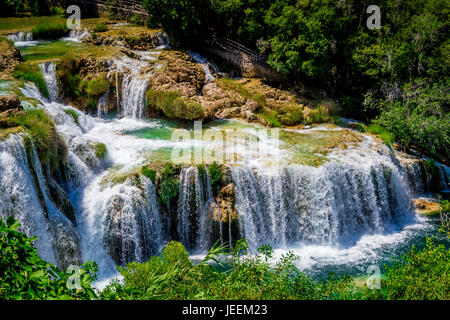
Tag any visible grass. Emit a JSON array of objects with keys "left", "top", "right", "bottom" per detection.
[
  {"left": 7, "top": 109, "right": 66, "bottom": 169},
  {"left": 146, "top": 89, "right": 204, "bottom": 120},
  {"left": 257, "top": 109, "right": 281, "bottom": 127},
  {"left": 13, "top": 63, "right": 49, "bottom": 98},
  {"left": 93, "top": 23, "right": 108, "bottom": 33},
  {"left": 367, "top": 124, "right": 394, "bottom": 145},
  {"left": 31, "top": 23, "right": 68, "bottom": 40}
]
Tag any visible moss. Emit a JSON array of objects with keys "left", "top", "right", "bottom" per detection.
[
  {"left": 7, "top": 109, "right": 66, "bottom": 171},
  {"left": 280, "top": 104, "right": 304, "bottom": 126},
  {"left": 156, "top": 163, "right": 180, "bottom": 207},
  {"left": 91, "top": 142, "right": 107, "bottom": 159},
  {"left": 141, "top": 165, "right": 156, "bottom": 183},
  {"left": 93, "top": 23, "right": 108, "bottom": 33},
  {"left": 64, "top": 109, "right": 79, "bottom": 125},
  {"left": 85, "top": 76, "right": 108, "bottom": 98},
  {"left": 13, "top": 63, "right": 49, "bottom": 98},
  {"left": 257, "top": 109, "right": 281, "bottom": 127},
  {"left": 146, "top": 89, "right": 204, "bottom": 120}
]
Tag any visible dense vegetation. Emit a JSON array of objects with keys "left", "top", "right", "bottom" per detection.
[
  {"left": 146, "top": 89, "right": 205, "bottom": 120},
  {"left": 1, "top": 215, "right": 449, "bottom": 300},
  {"left": 143, "top": 0, "right": 449, "bottom": 161}
]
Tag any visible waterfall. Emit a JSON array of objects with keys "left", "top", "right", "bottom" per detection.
[
  {"left": 97, "top": 90, "right": 109, "bottom": 118},
  {"left": 6, "top": 32, "right": 39, "bottom": 47},
  {"left": 177, "top": 166, "right": 215, "bottom": 251},
  {"left": 80, "top": 175, "right": 166, "bottom": 267},
  {"left": 188, "top": 51, "right": 215, "bottom": 84},
  {"left": 40, "top": 62, "right": 60, "bottom": 102},
  {"left": 230, "top": 154, "right": 414, "bottom": 251},
  {"left": 111, "top": 52, "right": 157, "bottom": 118},
  {"left": 0, "top": 134, "right": 81, "bottom": 269},
  {"left": 63, "top": 28, "right": 90, "bottom": 42}
]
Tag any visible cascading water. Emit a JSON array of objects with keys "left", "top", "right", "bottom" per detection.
[
  {"left": 177, "top": 166, "right": 215, "bottom": 251},
  {"left": 40, "top": 62, "right": 60, "bottom": 102},
  {"left": 230, "top": 142, "right": 414, "bottom": 251},
  {"left": 63, "top": 28, "right": 90, "bottom": 42},
  {"left": 111, "top": 51, "right": 159, "bottom": 118}
]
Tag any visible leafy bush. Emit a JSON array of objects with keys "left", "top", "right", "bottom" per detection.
[
  {"left": 146, "top": 89, "right": 204, "bottom": 120},
  {"left": 31, "top": 23, "right": 68, "bottom": 40},
  {"left": 14, "top": 63, "right": 49, "bottom": 98},
  {"left": 156, "top": 163, "right": 180, "bottom": 208},
  {"left": 93, "top": 23, "right": 108, "bottom": 33},
  {"left": 56, "top": 55, "right": 81, "bottom": 99},
  {"left": 207, "top": 161, "right": 222, "bottom": 196},
  {"left": 0, "top": 217, "right": 97, "bottom": 300},
  {"left": 384, "top": 238, "right": 450, "bottom": 300},
  {"left": 85, "top": 76, "right": 108, "bottom": 98}
]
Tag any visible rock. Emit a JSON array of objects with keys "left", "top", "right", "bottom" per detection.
[
  {"left": 413, "top": 199, "right": 441, "bottom": 216},
  {"left": 0, "top": 39, "right": 22, "bottom": 80},
  {"left": 47, "top": 178, "right": 77, "bottom": 225},
  {"left": 0, "top": 95, "right": 21, "bottom": 112}
]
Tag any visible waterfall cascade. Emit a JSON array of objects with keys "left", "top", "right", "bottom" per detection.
[
  {"left": 1, "top": 45, "right": 449, "bottom": 281},
  {"left": 40, "top": 62, "right": 60, "bottom": 102}
]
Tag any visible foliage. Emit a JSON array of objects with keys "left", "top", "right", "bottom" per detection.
[
  {"left": 56, "top": 55, "right": 81, "bottom": 99},
  {"left": 207, "top": 161, "right": 222, "bottom": 196},
  {"left": 92, "top": 23, "right": 108, "bottom": 33},
  {"left": 384, "top": 238, "right": 450, "bottom": 300},
  {"left": 366, "top": 124, "right": 394, "bottom": 146},
  {"left": 146, "top": 89, "right": 204, "bottom": 120},
  {"left": 84, "top": 76, "right": 108, "bottom": 98},
  {"left": 14, "top": 63, "right": 49, "bottom": 98},
  {"left": 0, "top": 217, "right": 97, "bottom": 300},
  {"left": 141, "top": 165, "right": 156, "bottom": 183},
  {"left": 31, "top": 23, "right": 68, "bottom": 40},
  {"left": 156, "top": 163, "right": 180, "bottom": 208}
]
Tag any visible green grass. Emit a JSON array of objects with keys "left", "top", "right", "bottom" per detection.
[
  {"left": 7, "top": 109, "right": 65, "bottom": 169},
  {"left": 13, "top": 63, "right": 49, "bottom": 98},
  {"left": 142, "top": 165, "right": 156, "bottom": 183},
  {"left": 31, "top": 23, "right": 68, "bottom": 40},
  {"left": 93, "top": 142, "right": 107, "bottom": 159},
  {"left": 63, "top": 109, "right": 79, "bottom": 125},
  {"left": 257, "top": 109, "right": 281, "bottom": 127}
]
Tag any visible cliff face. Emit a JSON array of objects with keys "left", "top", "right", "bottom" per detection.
[{"left": 0, "top": 39, "right": 22, "bottom": 80}]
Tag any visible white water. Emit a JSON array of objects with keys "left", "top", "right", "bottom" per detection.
[
  {"left": 188, "top": 51, "right": 216, "bottom": 84},
  {"left": 7, "top": 31, "right": 43, "bottom": 47},
  {"left": 62, "top": 28, "right": 90, "bottom": 42},
  {"left": 39, "top": 62, "right": 60, "bottom": 102}
]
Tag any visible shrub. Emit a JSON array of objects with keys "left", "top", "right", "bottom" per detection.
[
  {"left": 258, "top": 109, "right": 281, "bottom": 127},
  {"left": 85, "top": 76, "right": 108, "bottom": 98},
  {"left": 14, "top": 63, "right": 49, "bottom": 98},
  {"left": 93, "top": 23, "right": 108, "bottom": 33},
  {"left": 207, "top": 161, "right": 222, "bottom": 196},
  {"left": 56, "top": 55, "right": 81, "bottom": 99},
  {"left": 384, "top": 238, "right": 450, "bottom": 300},
  {"left": 146, "top": 89, "right": 204, "bottom": 120},
  {"left": 31, "top": 23, "right": 68, "bottom": 40},
  {"left": 367, "top": 124, "right": 394, "bottom": 146},
  {"left": 142, "top": 165, "right": 156, "bottom": 183},
  {"left": 156, "top": 163, "right": 180, "bottom": 207},
  {"left": 280, "top": 104, "right": 303, "bottom": 126},
  {"left": 0, "top": 217, "right": 97, "bottom": 300}
]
